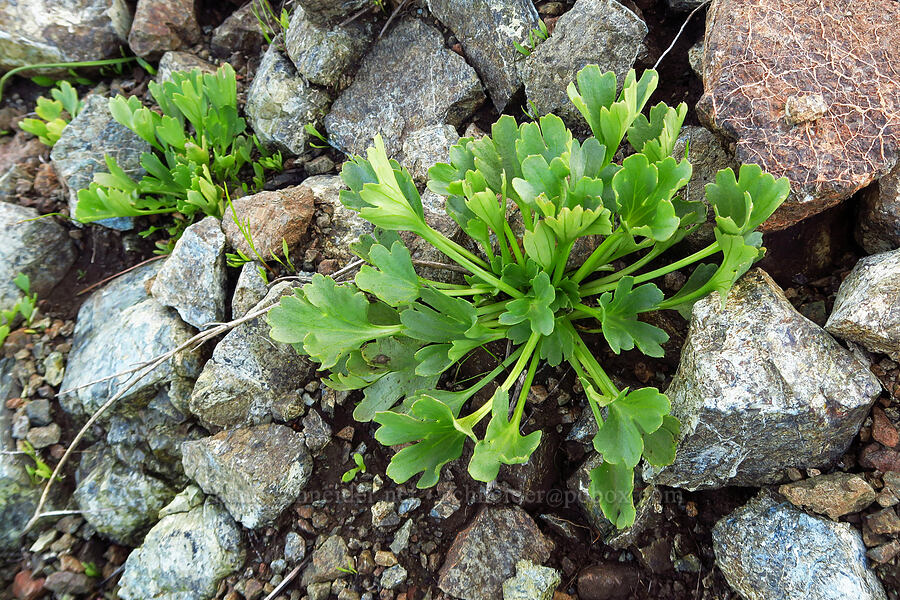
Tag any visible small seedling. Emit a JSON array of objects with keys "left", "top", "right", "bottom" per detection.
[
  {"left": 82, "top": 562, "right": 101, "bottom": 578},
  {"left": 341, "top": 452, "right": 367, "bottom": 482},
  {"left": 337, "top": 558, "right": 359, "bottom": 575},
  {"left": 21, "top": 440, "right": 55, "bottom": 485},
  {"left": 1, "top": 274, "right": 38, "bottom": 346},
  {"left": 18, "top": 81, "right": 81, "bottom": 146},
  {"left": 514, "top": 20, "right": 550, "bottom": 56}
]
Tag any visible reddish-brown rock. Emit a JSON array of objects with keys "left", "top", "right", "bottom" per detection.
[
  {"left": 698, "top": 0, "right": 900, "bottom": 230},
  {"left": 222, "top": 184, "right": 316, "bottom": 259},
  {"left": 577, "top": 563, "right": 640, "bottom": 600},
  {"left": 128, "top": 0, "right": 202, "bottom": 59},
  {"left": 873, "top": 407, "right": 900, "bottom": 449},
  {"left": 859, "top": 443, "right": 900, "bottom": 472},
  {"left": 12, "top": 570, "right": 45, "bottom": 600}
]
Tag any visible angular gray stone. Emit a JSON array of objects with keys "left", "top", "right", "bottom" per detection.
[
  {"left": 325, "top": 17, "right": 485, "bottom": 157},
  {"left": 74, "top": 444, "right": 176, "bottom": 544},
  {"left": 151, "top": 216, "right": 226, "bottom": 329},
  {"left": 59, "top": 261, "right": 203, "bottom": 420},
  {"left": 187, "top": 282, "right": 314, "bottom": 428},
  {"left": 210, "top": 2, "right": 265, "bottom": 58},
  {"left": 647, "top": 269, "right": 881, "bottom": 490},
  {"left": 519, "top": 0, "right": 647, "bottom": 129},
  {"left": 181, "top": 424, "right": 312, "bottom": 529},
  {"left": 292, "top": 0, "right": 370, "bottom": 26},
  {"left": 502, "top": 560, "right": 560, "bottom": 600},
  {"left": 51, "top": 94, "right": 152, "bottom": 230},
  {"left": 427, "top": 0, "right": 539, "bottom": 111},
  {"left": 232, "top": 262, "right": 268, "bottom": 319},
  {"left": 25, "top": 423, "right": 60, "bottom": 449},
  {"left": 284, "top": 531, "right": 307, "bottom": 562},
  {"left": 246, "top": 43, "right": 332, "bottom": 156},
  {"left": 302, "top": 534, "right": 352, "bottom": 585},
  {"left": 118, "top": 497, "right": 245, "bottom": 600},
  {"left": 0, "top": 201, "right": 75, "bottom": 310},
  {"left": 857, "top": 164, "right": 900, "bottom": 254},
  {"left": 0, "top": 0, "right": 132, "bottom": 71},
  {"left": 401, "top": 125, "right": 460, "bottom": 185},
  {"left": 438, "top": 506, "right": 552, "bottom": 600},
  {"left": 381, "top": 564, "right": 407, "bottom": 590},
  {"left": 156, "top": 50, "right": 215, "bottom": 83},
  {"left": 826, "top": 249, "right": 900, "bottom": 360},
  {"left": 713, "top": 492, "right": 887, "bottom": 600},
  {"left": 284, "top": 6, "right": 375, "bottom": 89},
  {"left": 0, "top": 358, "right": 41, "bottom": 552}
]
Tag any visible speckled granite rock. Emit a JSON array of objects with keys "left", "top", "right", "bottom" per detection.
[
  {"left": 210, "top": 2, "right": 264, "bottom": 57},
  {"left": 182, "top": 424, "right": 312, "bottom": 529},
  {"left": 156, "top": 51, "right": 215, "bottom": 83},
  {"left": 231, "top": 262, "right": 268, "bottom": 319},
  {"left": 438, "top": 506, "right": 552, "bottom": 600},
  {"left": 647, "top": 269, "right": 880, "bottom": 490},
  {"left": 151, "top": 216, "right": 226, "bottom": 329},
  {"left": 117, "top": 496, "right": 245, "bottom": 600},
  {"left": 51, "top": 94, "right": 152, "bottom": 230},
  {"left": 502, "top": 560, "right": 560, "bottom": 600},
  {"left": 427, "top": 0, "right": 539, "bottom": 111},
  {"left": 324, "top": 17, "right": 484, "bottom": 156},
  {"left": 0, "top": 202, "right": 75, "bottom": 310},
  {"left": 188, "top": 283, "right": 314, "bottom": 428},
  {"left": 59, "top": 261, "right": 203, "bottom": 419},
  {"left": 856, "top": 164, "right": 900, "bottom": 254},
  {"left": 401, "top": 125, "right": 460, "bottom": 185},
  {"left": 519, "top": 0, "right": 646, "bottom": 129},
  {"left": 714, "top": 492, "right": 887, "bottom": 600},
  {"left": 246, "top": 43, "right": 332, "bottom": 156},
  {"left": 74, "top": 444, "right": 176, "bottom": 544},
  {"left": 0, "top": 0, "right": 131, "bottom": 71},
  {"left": 128, "top": 0, "right": 200, "bottom": 59},
  {"left": 698, "top": 0, "right": 900, "bottom": 230},
  {"left": 284, "top": 5, "right": 374, "bottom": 89},
  {"left": 301, "top": 534, "right": 352, "bottom": 585},
  {"left": 826, "top": 248, "right": 900, "bottom": 360},
  {"left": 292, "top": 0, "right": 370, "bottom": 25}
]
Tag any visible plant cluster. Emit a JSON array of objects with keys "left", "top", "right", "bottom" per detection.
[
  {"left": 252, "top": 0, "right": 290, "bottom": 45},
  {"left": 21, "top": 440, "right": 54, "bottom": 485},
  {"left": 18, "top": 81, "right": 81, "bottom": 146},
  {"left": 268, "top": 65, "right": 789, "bottom": 527},
  {"left": 1, "top": 274, "right": 37, "bottom": 346},
  {"left": 74, "top": 64, "right": 283, "bottom": 252}
]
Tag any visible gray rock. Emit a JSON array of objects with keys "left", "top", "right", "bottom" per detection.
[
  {"left": 187, "top": 282, "right": 314, "bottom": 428},
  {"left": 181, "top": 424, "right": 312, "bottom": 529},
  {"left": 51, "top": 94, "right": 152, "bottom": 230},
  {"left": 647, "top": 269, "right": 881, "bottom": 490},
  {"left": 325, "top": 17, "right": 485, "bottom": 157},
  {"left": 59, "top": 261, "right": 203, "bottom": 420},
  {"left": 105, "top": 387, "right": 203, "bottom": 483},
  {"left": 284, "top": 531, "right": 307, "bottom": 562},
  {"left": 42, "top": 351, "right": 65, "bottom": 387},
  {"left": 302, "top": 534, "right": 352, "bottom": 585},
  {"left": 0, "top": 358, "right": 41, "bottom": 551},
  {"left": 128, "top": 0, "right": 201, "bottom": 59},
  {"left": 427, "top": 0, "right": 539, "bottom": 110},
  {"left": 246, "top": 43, "right": 332, "bottom": 156},
  {"left": 502, "top": 560, "right": 560, "bottom": 600},
  {"left": 292, "top": 0, "right": 370, "bottom": 26},
  {"left": 284, "top": 6, "right": 375, "bottom": 89},
  {"left": 401, "top": 125, "right": 460, "bottom": 185},
  {"left": 688, "top": 40, "right": 704, "bottom": 80},
  {"left": 74, "top": 445, "right": 176, "bottom": 544},
  {"left": 0, "top": 0, "right": 132, "bottom": 71},
  {"left": 151, "top": 216, "right": 227, "bottom": 328},
  {"left": 210, "top": 2, "right": 265, "bottom": 57},
  {"left": 371, "top": 500, "right": 401, "bottom": 530},
  {"left": 25, "top": 423, "right": 60, "bottom": 449},
  {"left": 232, "top": 262, "right": 268, "bottom": 319},
  {"left": 826, "top": 248, "right": 900, "bottom": 360},
  {"left": 520, "top": 0, "right": 646, "bottom": 129},
  {"left": 0, "top": 202, "right": 75, "bottom": 310},
  {"left": 438, "top": 506, "right": 552, "bottom": 600},
  {"left": 158, "top": 484, "right": 204, "bottom": 518},
  {"left": 307, "top": 582, "right": 331, "bottom": 600},
  {"left": 118, "top": 497, "right": 246, "bottom": 600},
  {"left": 390, "top": 518, "right": 413, "bottom": 554},
  {"left": 302, "top": 408, "right": 332, "bottom": 454},
  {"left": 304, "top": 175, "right": 373, "bottom": 262},
  {"left": 24, "top": 399, "right": 52, "bottom": 427},
  {"left": 668, "top": 0, "right": 706, "bottom": 9},
  {"left": 713, "top": 492, "right": 887, "bottom": 600},
  {"left": 156, "top": 50, "right": 216, "bottom": 83},
  {"left": 381, "top": 564, "right": 407, "bottom": 590},
  {"left": 857, "top": 164, "right": 900, "bottom": 254}
]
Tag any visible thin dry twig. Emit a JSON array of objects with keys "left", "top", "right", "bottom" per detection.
[
  {"left": 653, "top": 1, "right": 711, "bottom": 71},
  {"left": 379, "top": 0, "right": 411, "bottom": 39},
  {"left": 263, "top": 559, "right": 308, "bottom": 600}
]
